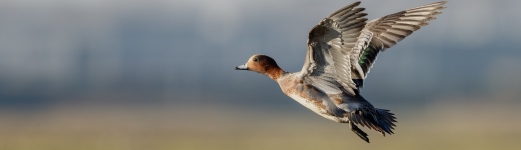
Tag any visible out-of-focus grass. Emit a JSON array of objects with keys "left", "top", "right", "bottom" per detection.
[{"left": 0, "top": 102, "right": 520, "bottom": 150}]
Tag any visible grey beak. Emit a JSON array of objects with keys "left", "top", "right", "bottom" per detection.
[{"left": 235, "top": 64, "right": 248, "bottom": 70}]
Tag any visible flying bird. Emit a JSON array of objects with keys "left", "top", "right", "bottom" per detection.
[{"left": 235, "top": 1, "right": 446, "bottom": 143}]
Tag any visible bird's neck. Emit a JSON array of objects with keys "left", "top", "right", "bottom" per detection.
[{"left": 264, "top": 66, "right": 285, "bottom": 81}]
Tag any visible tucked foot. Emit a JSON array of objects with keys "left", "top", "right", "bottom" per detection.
[{"left": 350, "top": 121, "right": 369, "bottom": 143}]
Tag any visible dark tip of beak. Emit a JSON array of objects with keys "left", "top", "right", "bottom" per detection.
[
  {"left": 235, "top": 67, "right": 247, "bottom": 70},
  {"left": 235, "top": 64, "right": 248, "bottom": 70}
]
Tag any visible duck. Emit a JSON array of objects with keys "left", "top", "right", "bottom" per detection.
[{"left": 235, "top": 1, "right": 446, "bottom": 143}]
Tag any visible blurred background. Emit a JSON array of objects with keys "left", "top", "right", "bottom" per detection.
[{"left": 1, "top": 0, "right": 520, "bottom": 149}]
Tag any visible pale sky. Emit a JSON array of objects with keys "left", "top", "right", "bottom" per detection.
[{"left": 0, "top": 0, "right": 519, "bottom": 106}]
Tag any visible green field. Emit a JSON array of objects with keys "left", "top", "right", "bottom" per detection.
[{"left": 1, "top": 102, "right": 519, "bottom": 150}]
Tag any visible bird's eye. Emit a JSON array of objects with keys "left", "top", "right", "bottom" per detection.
[{"left": 253, "top": 57, "right": 259, "bottom": 62}]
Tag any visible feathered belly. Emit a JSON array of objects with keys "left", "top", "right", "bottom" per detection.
[{"left": 287, "top": 93, "right": 342, "bottom": 122}]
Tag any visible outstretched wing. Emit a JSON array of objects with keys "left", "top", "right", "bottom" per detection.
[
  {"left": 353, "top": 1, "right": 447, "bottom": 86},
  {"left": 300, "top": 1, "right": 367, "bottom": 95}
]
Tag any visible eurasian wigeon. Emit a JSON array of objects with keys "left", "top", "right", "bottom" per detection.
[{"left": 236, "top": 1, "right": 446, "bottom": 143}]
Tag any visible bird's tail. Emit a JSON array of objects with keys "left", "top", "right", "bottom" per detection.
[
  {"left": 348, "top": 108, "right": 397, "bottom": 136},
  {"left": 374, "top": 108, "right": 397, "bottom": 135}
]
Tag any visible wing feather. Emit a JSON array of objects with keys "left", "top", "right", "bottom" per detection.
[
  {"left": 365, "top": 1, "right": 447, "bottom": 49},
  {"left": 353, "top": 1, "right": 447, "bottom": 86},
  {"left": 301, "top": 1, "right": 367, "bottom": 95},
  {"left": 300, "top": 1, "right": 446, "bottom": 92}
]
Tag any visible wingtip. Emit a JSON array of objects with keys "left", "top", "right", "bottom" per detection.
[{"left": 435, "top": 1, "right": 448, "bottom": 7}]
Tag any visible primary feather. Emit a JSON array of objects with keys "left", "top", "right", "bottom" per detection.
[{"left": 303, "top": 1, "right": 447, "bottom": 93}]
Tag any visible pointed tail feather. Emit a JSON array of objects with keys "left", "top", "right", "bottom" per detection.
[
  {"left": 348, "top": 108, "right": 397, "bottom": 136},
  {"left": 375, "top": 108, "right": 397, "bottom": 135}
]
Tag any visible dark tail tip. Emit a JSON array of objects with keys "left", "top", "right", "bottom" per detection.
[
  {"left": 375, "top": 108, "right": 397, "bottom": 135},
  {"left": 348, "top": 108, "right": 397, "bottom": 136}
]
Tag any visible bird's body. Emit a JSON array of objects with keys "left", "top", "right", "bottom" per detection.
[
  {"left": 277, "top": 72, "right": 380, "bottom": 124},
  {"left": 236, "top": 1, "right": 446, "bottom": 143}
]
